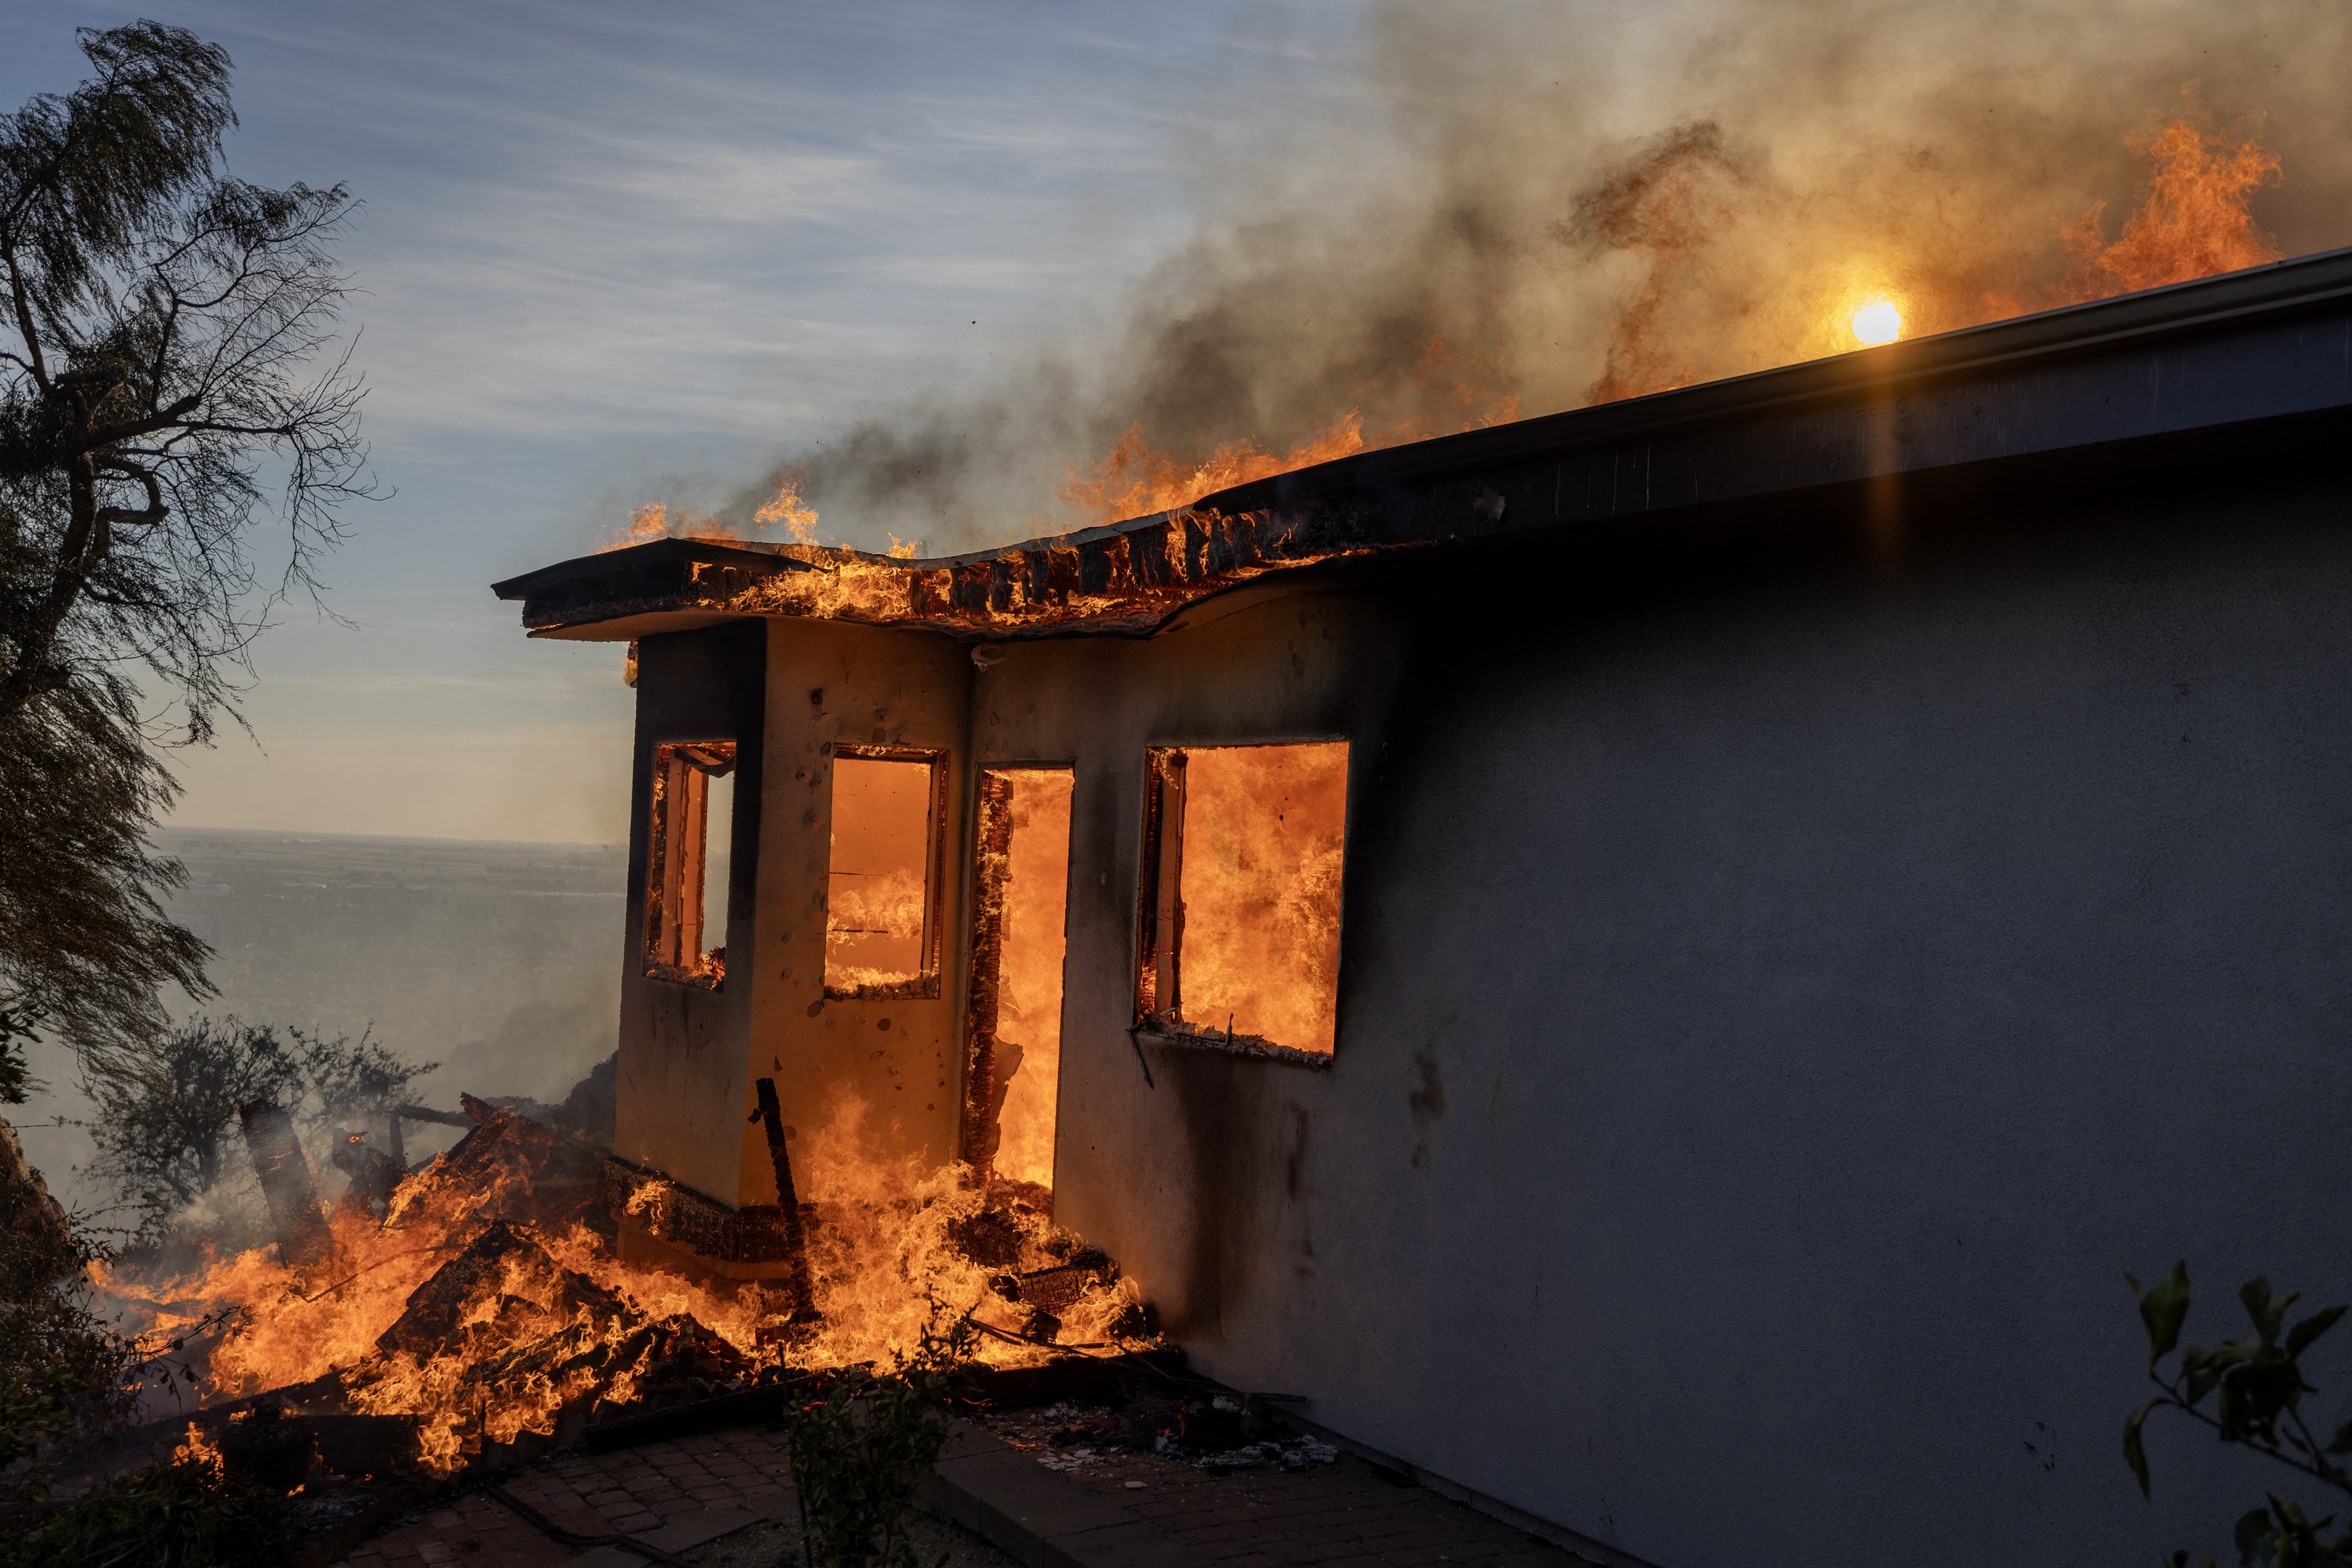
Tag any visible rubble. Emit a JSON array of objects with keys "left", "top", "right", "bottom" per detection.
[
  {"left": 95, "top": 1079, "right": 1159, "bottom": 1484},
  {"left": 993, "top": 1395, "right": 1339, "bottom": 1476}
]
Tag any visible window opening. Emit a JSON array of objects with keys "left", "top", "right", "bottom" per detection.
[
  {"left": 646, "top": 740, "right": 736, "bottom": 987},
  {"left": 1137, "top": 741, "right": 1348, "bottom": 1059},
  {"left": 824, "top": 749, "right": 943, "bottom": 997},
  {"left": 964, "top": 768, "right": 1075, "bottom": 1196}
]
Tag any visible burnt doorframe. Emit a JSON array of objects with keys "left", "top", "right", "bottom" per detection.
[{"left": 959, "top": 761, "right": 1078, "bottom": 1190}]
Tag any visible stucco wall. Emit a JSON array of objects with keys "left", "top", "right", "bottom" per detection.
[
  {"left": 614, "top": 623, "right": 766, "bottom": 1204},
  {"left": 971, "top": 466, "right": 2352, "bottom": 1568},
  {"left": 744, "top": 616, "right": 971, "bottom": 1203},
  {"left": 619, "top": 616, "right": 972, "bottom": 1210}
]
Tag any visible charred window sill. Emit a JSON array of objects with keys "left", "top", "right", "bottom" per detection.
[
  {"left": 1131, "top": 1018, "right": 1334, "bottom": 1069},
  {"left": 645, "top": 960, "right": 725, "bottom": 992},
  {"left": 823, "top": 976, "right": 939, "bottom": 1003}
]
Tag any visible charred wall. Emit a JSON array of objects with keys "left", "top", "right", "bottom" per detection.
[
  {"left": 977, "top": 429, "right": 2352, "bottom": 1568},
  {"left": 615, "top": 623, "right": 767, "bottom": 1206}
]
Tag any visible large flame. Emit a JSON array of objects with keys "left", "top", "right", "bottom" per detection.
[
  {"left": 1808, "top": 110, "right": 2280, "bottom": 369},
  {"left": 1060, "top": 415, "right": 1370, "bottom": 523},
  {"left": 2060, "top": 115, "right": 2282, "bottom": 295},
  {"left": 98, "top": 1100, "right": 1144, "bottom": 1475}
]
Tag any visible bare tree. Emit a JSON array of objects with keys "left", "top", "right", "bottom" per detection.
[{"left": 0, "top": 23, "right": 374, "bottom": 1069}]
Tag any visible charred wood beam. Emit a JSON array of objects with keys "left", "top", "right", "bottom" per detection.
[
  {"left": 961, "top": 771, "right": 1017, "bottom": 1173},
  {"left": 236, "top": 1101, "right": 336, "bottom": 1270},
  {"left": 394, "top": 1104, "right": 473, "bottom": 1130},
  {"left": 747, "top": 1077, "right": 815, "bottom": 1319}
]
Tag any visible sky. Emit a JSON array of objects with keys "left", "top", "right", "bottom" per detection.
[
  {"left": 0, "top": 1, "right": 1361, "bottom": 844},
  {"left": 7, "top": 1, "right": 2343, "bottom": 846}
]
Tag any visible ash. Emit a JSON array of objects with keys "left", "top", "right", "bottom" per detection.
[{"left": 988, "top": 1397, "right": 1338, "bottom": 1475}]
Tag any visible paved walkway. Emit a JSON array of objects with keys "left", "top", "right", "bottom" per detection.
[
  {"left": 333, "top": 1429, "right": 795, "bottom": 1567},
  {"left": 330, "top": 1412, "right": 1596, "bottom": 1567},
  {"left": 974, "top": 1412, "right": 1585, "bottom": 1568}
]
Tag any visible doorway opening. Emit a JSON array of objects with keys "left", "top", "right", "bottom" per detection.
[{"left": 963, "top": 767, "right": 1075, "bottom": 1200}]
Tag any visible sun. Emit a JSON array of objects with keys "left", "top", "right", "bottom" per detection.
[{"left": 1850, "top": 298, "right": 1904, "bottom": 347}]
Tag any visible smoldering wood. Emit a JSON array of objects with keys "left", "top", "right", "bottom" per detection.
[
  {"left": 237, "top": 1101, "right": 335, "bottom": 1269},
  {"left": 394, "top": 1104, "right": 473, "bottom": 1130}
]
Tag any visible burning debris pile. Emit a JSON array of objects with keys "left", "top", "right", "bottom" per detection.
[{"left": 96, "top": 1090, "right": 1154, "bottom": 1479}]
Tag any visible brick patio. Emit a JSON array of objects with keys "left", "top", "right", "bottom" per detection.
[
  {"left": 975, "top": 1416, "right": 1587, "bottom": 1568},
  {"left": 330, "top": 1429, "right": 797, "bottom": 1566},
  {"left": 330, "top": 1413, "right": 1594, "bottom": 1567}
]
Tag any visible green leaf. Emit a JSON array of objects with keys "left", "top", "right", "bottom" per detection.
[
  {"left": 2237, "top": 1505, "right": 2279, "bottom": 1564},
  {"left": 2141, "top": 1262, "right": 2194, "bottom": 1368},
  {"left": 2288, "top": 1305, "right": 2346, "bottom": 1360},
  {"left": 2242, "top": 1279, "right": 2299, "bottom": 1346},
  {"left": 2127, "top": 1400, "right": 2160, "bottom": 1494}
]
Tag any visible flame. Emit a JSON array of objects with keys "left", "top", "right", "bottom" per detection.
[
  {"left": 596, "top": 501, "right": 748, "bottom": 554},
  {"left": 1160, "top": 743, "right": 1348, "bottom": 1055},
  {"left": 1849, "top": 298, "right": 1903, "bottom": 346},
  {"left": 1062, "top": 415, "right": 1368, "bottom": 524},
  {"left": 98, "top": 1105, "right": 1147, "bottom": 1476},
  {"left": 754, "top": 477, "right": 821, "bottom": 544},
  {"left": 171, "top": 1419, "right": 224, "bottom": 1474},
  {"left": 1589, "top": 103, "right": 2287, "bottom": 407},
  {"left": 990, "top": 770, "right": 1074, "bottom": 1189},
  {"left": 1057, "top": 327, "right": 1521, "bottom": 527},
  {"left": 825, "top": 756, "right": 933, "bottom": 989},
  {"left": 2060, "top": 113, "right": 2282, "bottom": 296},
  {"left": 596, "top": 478, "right": 823, "bottom": 556}
]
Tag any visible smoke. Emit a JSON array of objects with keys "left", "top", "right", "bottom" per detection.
[{"left": 688, "top": 0, "right": 2352, "bottom": 553}]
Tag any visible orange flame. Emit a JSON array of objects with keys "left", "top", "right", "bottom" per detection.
[
  {"left": 754, "top": 477, "right": 821, "bottom": 544},
  {"left": 1061, "top": 415, "right": 1368, "bottom": 524},
  {"left": 98, "top": 1108, "right": 1145, "bottom": 1475},
  {"left": 1058, "top": 328, "right": 1521, "bottom": 527},
  {"left": 2060, "top": 112, "right": 2282, "bottom": 298},
  {"left": 596, "top": 501, "right": 749, "bottom": 554}
]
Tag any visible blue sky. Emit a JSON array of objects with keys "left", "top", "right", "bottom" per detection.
[
  {"left": 0, "top": 1, "right": 1367, "bottom": 842},
  {"left": 9, "top": 1, "right": 2344, "bottom": 844}
]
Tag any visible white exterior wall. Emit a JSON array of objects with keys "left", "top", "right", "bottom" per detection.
[{"left": 964, "top": 473, "right": 2352, "bottom": 1568}]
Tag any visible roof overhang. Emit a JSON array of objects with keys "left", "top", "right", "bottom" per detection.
[{"left": 494, "top": 245, "right": 2352, "bottom": 643}]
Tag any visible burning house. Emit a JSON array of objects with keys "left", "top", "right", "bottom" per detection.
[{"left": 489, "top": 248, "right": 2352, "bottom": 1567}]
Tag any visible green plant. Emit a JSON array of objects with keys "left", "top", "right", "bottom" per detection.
[
  {"left": 1, "top": 20, "right": 371, "bottom": 1071},
  {"left": 3, "top": 1435, "right": 283, "bottom": 1568},
  {"left": 2125, "top": 1262, "right": 2352, "bottom": 1566},
  {"left": 782, "top": 1311, "right": 974, "bottom": 1568}
]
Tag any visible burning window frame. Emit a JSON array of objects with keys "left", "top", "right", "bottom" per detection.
[
  {"left": 643, "top": 740, "right": 736, "bottom": 989},
  {"left": 1134, "top": 740, "right": 1350, "bottom": 1066},
  {"left": 821, "top": 743, "right": 948, "bottom": 1001}
]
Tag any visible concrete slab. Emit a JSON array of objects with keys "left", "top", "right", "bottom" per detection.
[
  {"left": 566, "top": 1549, "right": 648, "bottom": 1568},
  {"left": 919, "top": 1421, "right": 1208, "bottom": 1568},
  {"left": 637, "top": 1503, "right": 771, "bottom": 1551}
]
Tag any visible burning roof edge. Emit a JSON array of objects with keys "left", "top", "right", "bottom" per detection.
[{"left": 494, "top": 245, "right": 2352, "bottom": 644}]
